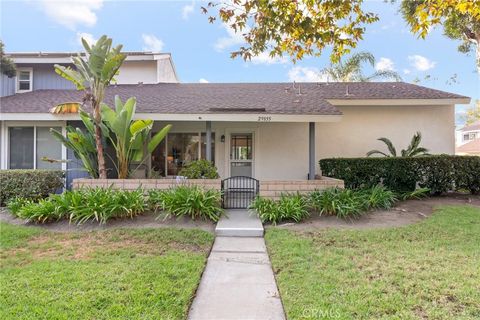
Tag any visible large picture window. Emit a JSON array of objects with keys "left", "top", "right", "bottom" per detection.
[
  {"left": 8, "top": 126, "right": 62, "bottom": 170},
  {"left": 151, "top": 132, "right": 215, "bottom": 177}
]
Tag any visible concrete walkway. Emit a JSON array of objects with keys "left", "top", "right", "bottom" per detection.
[{"left": 188, "top": 210, "right": 285, "bottom": 320}]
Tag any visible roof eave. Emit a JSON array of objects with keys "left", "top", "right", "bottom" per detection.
[
  {"left": 0, "top": 112, "right": 343, "bottom": 123},
  {"left": 327, "top": 98, "right": 471, "bottom": 106}
]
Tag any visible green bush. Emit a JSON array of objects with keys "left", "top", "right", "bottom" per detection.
[
  {"left": 320, "top": 155, "right": 480, "bottom": 194},
  {"left": 8, "top": 188, "right": 146, "bottom": 224},
  {"left": 250, "top": 193, "right": 310, "bottom": 224},
  {"left": 360, "top": 185, "right": 397, "bottom": 209},
  {"left": 309, "top": 186, "right": 397, "bottom": 219},
  {"left": 309, "top": 188, "right": 367, "bottom": 219},
  {"left": 178, "top": 160, "right": 220, "bottom": 179},
  {"left": 149, "top": 186, "right": 222, "bottom": 222},
  {"left": 0, "top": 170, "right": 64, "bottom": 206}
]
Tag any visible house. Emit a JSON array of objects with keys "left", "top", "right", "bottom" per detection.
[
  {"left": 456, "top": 120, "right": 480, "bottom": 155},
  {"left": 0, "top": 51, "right": 471, "bottom": 190},
  {"left": 455, "top": 120, "right": 480, "bottom": 155}
]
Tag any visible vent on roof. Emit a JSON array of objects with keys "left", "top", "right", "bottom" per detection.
[{"left": 209, "top": 107, "right": 266, "bottom": 113}]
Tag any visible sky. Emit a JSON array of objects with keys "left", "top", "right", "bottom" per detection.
[{"left": 1, "top": 0, "right": 479, "bottom": 124}]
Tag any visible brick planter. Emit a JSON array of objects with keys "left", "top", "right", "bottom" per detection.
[
  {"left": 72, "top": 178, "right": 222, "bottom": 191},
  {"left": 259, "top": 177, "right": 344, "bottom": 200},
  {"left": 72, "top": 176, "right": 344, "bottom": 200}
]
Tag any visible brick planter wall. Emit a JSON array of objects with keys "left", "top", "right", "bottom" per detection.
[
  {"left": 72, "top": 178, "right": 222, "bottom": 191},
  {"left": 259, "top": 177, "right": 344, "bottom": 200},
  {"left": 72, "top": 177, "right": 344, "bottom": 200}
]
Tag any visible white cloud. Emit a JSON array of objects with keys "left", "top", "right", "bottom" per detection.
[
  {"left": 287, "top": 66, "right": 329, "bottom": 82},
  {"left": 250, "top": 52, "right": 288, "bottom": 65},
  {"left": 38, "top": 0, "right": 103, "bottom": 30},
  {"left": 375, "top": 57, "right": 395, "bottom": 71},
  {"left": 214, "top": 24, "right": 246, "bottom": 51},
  {"left": 142, "top": 34, "right": 164, "bottom": 52},
  {"left": 403, "top": 69, "right": 411, "bottom": 74},
  {"left": 182, "top": 1, "right": 195, "bottom": 20},
  {"left": 199, "top": 78, "right": 209, "bottom": 83},
  {"left": 76, "top": 32, "right": 97, "bottom": 47},
  {"left": 408, "top": 55, "right": 436, "bottom": 71}
]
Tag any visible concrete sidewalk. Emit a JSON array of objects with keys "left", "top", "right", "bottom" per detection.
[
  {"left": 215, "top": 209, "right": 264, "bottom": 237},
  {"left": 188, "top": 236, "right": 286, "bottom": 320}
]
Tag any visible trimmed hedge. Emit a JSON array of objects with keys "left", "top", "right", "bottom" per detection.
[
  {"left": 0, "top": 170, "right": 64, "bottom": 206},
  {"left": 320, "top": 155, "right": 480, "bottom": 194}
]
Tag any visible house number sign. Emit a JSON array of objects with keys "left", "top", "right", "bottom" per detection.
[{"left": 257, "top": 116, "right": 272, "bottom": 122}]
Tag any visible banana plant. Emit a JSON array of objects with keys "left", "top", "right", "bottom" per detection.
[
  {"left": 101, "top": 96, "right": 171, "bottom": 179},
  {"left": 50, "top": 110, "right": 99, "bottom": 178},
  {"left": 54, "top": 35, "right": 126, "bottom": 179}
]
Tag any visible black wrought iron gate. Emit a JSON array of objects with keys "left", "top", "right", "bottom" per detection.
[{"left": 221, "top": 176, "right": 259, "bottom": 209}]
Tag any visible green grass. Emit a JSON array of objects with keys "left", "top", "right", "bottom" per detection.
[
  {"left": 0, "top": 222, "right": 214, "bottom": 319},
  {"left": 265, "top": 206, "right": 480, "bottom": 319}
]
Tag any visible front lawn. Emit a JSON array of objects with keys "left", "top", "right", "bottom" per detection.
[
  {"left": 0, "top": 223, "right": 214, "bottom": 319},
  {"left": 266, "top": 206, "right": 480, "bottom": 319}
]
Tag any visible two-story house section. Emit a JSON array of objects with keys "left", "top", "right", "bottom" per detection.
[
  {"left": 456, "top": 120, "right": 480, "bottom": 155},
  {"left": 0, "top": 51, "right": 179, "bottom": 186},
  {"left": 1, "top": 51, "right": 178, "bottom": 97}
]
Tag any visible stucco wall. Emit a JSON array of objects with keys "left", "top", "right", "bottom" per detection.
[
  {"left": 152, "top": 105, "right": 454, "bottom": 179},
  {"left": 1, "top": 104, "right": 455, "bottom": 178},
  {"left": 316, "top": 105, "right": 455, "bottom": 159},
  {"left": 115, "top": 61, "right": 158, "bottom": 84}
]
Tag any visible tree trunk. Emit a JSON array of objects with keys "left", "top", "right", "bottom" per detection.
[
  {"left": 476, "top": 36, "right": 480, "bottom": 74},
  {"left": 93, "top": 101, "right": 107, "bottom": 179}
]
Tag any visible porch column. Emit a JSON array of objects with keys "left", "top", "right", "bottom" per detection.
[
  {"left": 206, "top": 121, "right": 212, "bottom": 162},
  {"left": 309, "top": 122, "right": 315, "bottom": 180}
]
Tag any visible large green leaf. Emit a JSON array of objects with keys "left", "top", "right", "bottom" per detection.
[
  {"left": 148, "top": 124, "right": 172, "bottom": 154},
  {"left": 54, "top": 65, "right": 85, "bottom": 90},
  {"left": 130, "top": 120, "right": 153, "bottom": 136}
]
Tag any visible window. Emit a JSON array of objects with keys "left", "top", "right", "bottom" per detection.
[
  {"left": 16, "top": 68, "right": 33, "bottom": 93},
  {"left": 463, "top": 132, "right": 478, "bottom": 141},
  {"left": 151, "top": 132, "right": 215, "bottom": 177},
  {"left": 8, "top": 126, "right": 62, "bottom": 169}
]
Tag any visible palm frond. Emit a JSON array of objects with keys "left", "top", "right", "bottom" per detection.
[
  {"left": 409, "top": 147, "right": 430, "bottom": 157},
  {"left": 366, "top": 150, "right": 390, "bottom": 157},
  {"left": 378, "top": 137, "right": 397, "bottom": 156},
  {"left": 365, "top": 70, "right": 403, "bottom": 82}
]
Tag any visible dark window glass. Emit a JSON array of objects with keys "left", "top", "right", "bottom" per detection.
[{"left": 9, "top": 127, "right": 34, "bottom": 169}]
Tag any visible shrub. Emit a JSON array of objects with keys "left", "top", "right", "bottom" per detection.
[
  {"left": 14, "top": 198, "right": 65, "bottom": 223},
  {"left": 6, "top": 197, "right": 33, "bottom": 216},
  {"left": 309, "top": 188, "right": 367, "bottom": 219},
  {"left": 398, "top": 188, "right": 430, "bottom": 200},
  {"left": 250, "top": 193, "right": 310, "bottom": 224},
  {"left": 178, "top": 160, "right": 219, "bottom": 179},
  {"left": 359, "top": 185, "right": 397, "bottom": 209},
  {"left": 66, "top": 188, "right": 146, "bottom": 224},
  {"left": 0, "top": 170, "right": 64, "bottom": 206},
  {"left": 150, "top": 186, "right": 222, "bottom": 222},
  {"left": 320, "top": 155, "right": 480, "bottom": 194},
  {"left": 9, "top": 188, "right": 146, "bottom": 224}
]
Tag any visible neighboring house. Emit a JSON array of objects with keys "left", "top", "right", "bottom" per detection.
[
  {"left": 456, "top": 120, "right": 480, "bottom": 155},
  {"left": 0, "top": 51, "right": 471, "bottom": 189},
  {"left": 456, "top": 120, "right": 480, "bottom": 146}
]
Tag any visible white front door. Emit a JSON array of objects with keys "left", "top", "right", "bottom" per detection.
[{"left": 229, "top": 133, "right": 254, "bottom": 177}]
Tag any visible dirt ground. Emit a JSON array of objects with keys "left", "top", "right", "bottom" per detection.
[
  {"left": 272, "top": 193, "right": 480, "bottom": 231},
  {"left": 0, "top": 209, "right": 215, "bottom": 233}
]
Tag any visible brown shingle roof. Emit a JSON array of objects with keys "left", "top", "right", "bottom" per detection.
[
  {"left": 456, "top": 138, "right": 480, "bottom": 154},
  {"left": 461, "top": 120, "right": 480, "bottom": 132},
  {"left": 0, "top": 82, "right": 469, "bottom": 115}
]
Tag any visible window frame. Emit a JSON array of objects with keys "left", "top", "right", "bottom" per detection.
[
  {"left": 3, "top": 122, "right": 66, "bottom": 170},
  {"left": 15, "top": 67, "right": 33, "bottom": 93},
  {"left": 152, "top": 131, "right": 215, "bottom": 177}
]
